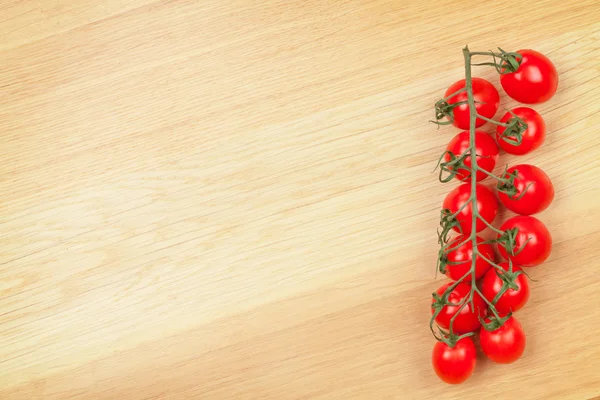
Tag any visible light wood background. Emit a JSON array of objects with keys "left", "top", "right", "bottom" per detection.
[{"left": 1, "top": 0, "right": 599, "bottom": 399}]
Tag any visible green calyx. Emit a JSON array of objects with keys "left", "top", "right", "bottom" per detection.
[
  {"left": 430, "top": 87, "right": 469, "bottom": 126},
  {"left": 497, "top": 168, "right": 520, "bottom": 197},
  {"left": 430, "top": 288, "right": 476, "bottom": 347},
  {"left": 496, "top": 47, "right": 522, "bottom": 74},
  {"left": 437, "top": 208, "right": 462, "bottom": 245},
  {"left": 490, "top": 263, "right": 523, "bottom": 305},
  {"left": 470, "top": 47, "right": 522, "bottom": 74},
  {"left": 435, "top": 150, "right": 471, "bottom": 183},
  {"left": 499, "top": 112, "right": 529, "bottom": 146},
  {"left": 431, "top": 99, "right": 455, "bottom": 126},
  {"left": 495, "top": 227, "right": 530, "bottom": 257},
  {"left": 431, "top": 99, "right": 468, "bottom": 126},
  {"left": 480, "top": 312, "right": 513, "bottom": 332},
  {"left": 496, "top": 166, "right": 534, "bottom": 200}
]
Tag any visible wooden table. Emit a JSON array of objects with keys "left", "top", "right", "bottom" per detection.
[{"left": 2, "top": 1, "right": 599, "bottom": 398}]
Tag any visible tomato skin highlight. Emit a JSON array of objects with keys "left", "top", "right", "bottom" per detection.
[
  {"left": 443, "top": 183, "right": 498, "bottom": 235},
  {"left": 445, "top": 78, "right": 500, "bottom": 129},
  {"left": 498, "top": 164, "right": 554, "bottom": 215},
  {"left": 500, "top": 49, "right": 558, "bottom": 104},
  {"left": 432, "top": 282, "right": 488, "bottom": 334},
  {"left": 445, "top": 131, "right": 499, "bottom": 182},
  {"left": 432, "top": 337, "right": 477, "bottom": 384},
  {"left": 496, "top": 107, "right": 546, "bottom": 155},
  {"left": 497, "top": 216, "right": 552, "bottom": 267},
  {"left": 480, "top": 316, "right": 526, "bottom": 364},
  {"left": 445, "top": 235, "right": 494, "bottom": 281},
  {"left": 481, "top": 262, "right": 530, "bottom": 314}
]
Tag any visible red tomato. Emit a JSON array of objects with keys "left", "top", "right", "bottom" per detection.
[
  {"left": 497, "top": 216, "right": 552, "bottom": 267},
  {"left": 496, "top": 107, "right": 546, "bottom": 155},
  {"left": 443, "top": 183, "right": 498, "bottom": 235},
  {"left": 498, "top": 164, "right": 554, "bottom": 215},
  {"left": 481, "top": 262, "right": 530, "bottom": 314},
  {"left": 432, "top": 282, "right": 487, "bottom": 334},
  {"left": 445, "top": 131, "right": 499, "bottom": 182},
  {"left": 444, "top": 235, "right": 495, "bottom": 281},
  {"left": 432, "top": 337, "right": 477, "bottom": 384},
  {"left": 500, "top": 49, "right": 558, "bottom": 104},
  {"left": 480, "top": 316, "right": 526, "bottom": 364},
  {"left": 445, "top": 78, "right": 500, "bottom": 129}
]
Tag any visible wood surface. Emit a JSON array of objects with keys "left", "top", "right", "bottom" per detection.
[{"left": 1, "top": 0, "right": 600, "bottom": 399}]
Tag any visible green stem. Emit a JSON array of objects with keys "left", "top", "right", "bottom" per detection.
[
  {"left": 450, "top": 200, "right": 471, "bottom": 218},
  {"left": 469, "top": 51, "right": 505, "bottom": 57},
  {"left": 477, "top": 214, "right": 505, "bottom": 235},
  {"left": 443, "top": 87, "right": 467, "bottom": 101},
  {"left": 463, "top": 46, "right": 479, "bottom": 308},
  {"left": 474, "top": 166, "right": 511, "bottom": 184},
  {"left": 474, "top": 113, "right": 509, "bottom": 127},
  {"left": 474, "top": 250, "right": 504, "bottom": 272},
  {"left": 430, "top": 45, "right": 512, "bottom": 345},
  {"left": 474, "top": 286, "right": 502, "bottom": 319}
]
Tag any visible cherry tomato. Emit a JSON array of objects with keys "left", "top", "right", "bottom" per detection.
[
  {"left": 432, "top": 337, "right": 477, "bottom": 384},
  {"left": 445, "top": 131, "right": 499, "bottom": 182},
  {"left": 445, "top": 78, "right": 500, "bottom": 129},
  {"left": 498, "top": 164, "right": 554, "bottom": 215},
  {"left": 496, "top": 107, "right": 546, "bottom": 155},
  {"left": 480, "top": 316, "right": 526, "bottom": 364},
  {"left": 443, "top": 183, "right": 498, "bottom": 235},
  {"left": 444, "top": 235, "right": 494, "bottom": 281},
  {"left": 481, "top": 262, "right": 530, "bottom": 314},
  {"left": 500, "top": 49, "right": 558, "bottom": 104},
  {"left": 432, "top": 282, "right": 487, "bottom": 334},
  {"left": 497, "top": 216, "right": 552, "bottom": 267}
]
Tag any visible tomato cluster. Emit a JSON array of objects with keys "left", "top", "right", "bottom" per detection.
[{"left": 430, "top": 47, "right": 557, "bottom": 384}]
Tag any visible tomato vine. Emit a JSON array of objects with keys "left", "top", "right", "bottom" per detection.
[{"left": 430, "top": 46, "right": 531, "bottom": 347}]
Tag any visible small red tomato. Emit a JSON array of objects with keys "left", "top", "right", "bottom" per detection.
[
  {"left": 444, "top": 235, "right": 495, "bottom": 281},
  {"left": 432, "top": 337, "right": 477, "bottom": 384},
  {"left": 445, "top": 78, "right": 500, "bottom": 129},
  {"left": 432, "top": 282, "right": 487, "bottom": 334},
  {"left": 443, "top": 183, "right": 498, "bottom": 235},
  {"left": 481, "top": 262, "right": 530, "bottom": 314},
  {"left": 498, "top": 164, "right": 554, "bottom": 215},
  {"left": 445, "top": 131, "right": 499, "bottom": 182},
  {"left": 496, "top": 107, "right": 546, "bottom": 155},
  {"left": 480, "top": 316, "right": 526, "bottom": 364},
  {"left": 500, "top": 49, "right": 558, "bottom": 104},
  {"left": 497, "top": 216, "right": 552, "bottom": 267}
]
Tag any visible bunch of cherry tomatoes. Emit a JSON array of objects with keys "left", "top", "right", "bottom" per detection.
[{"left": 430, "top": 48, "right": 558, "bottom": 384}]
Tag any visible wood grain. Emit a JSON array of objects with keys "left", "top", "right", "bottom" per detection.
[{"left": 1, "top": 0, "right": 600, "bottom": 398}]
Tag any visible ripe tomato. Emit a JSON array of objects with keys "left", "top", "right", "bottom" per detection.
[
  {"left": 432, "top": 282, "right": 487, "bottom": 334},
  {"left": 496, "top": 107, "right": 546, "bottom": 155},
  {"left": 480, "top": 316, "right": 526, "bottom": 364},
  {"left": 445, "top": 131, "right": 499, "bottom": 182},
  {"left": 481, "top": 262, "right": 530, "bottom": 314},
  {"left": 498, "top": 164, "right": 554, "bottom": 215},
  {"left": 497, "top": 216, "right": 552, "bottom": 267},
  {"left": 432, "top": 337, "right": 476, "bottom": 384},
  {"left": 500, "top": 49, "right": 558, "bottom": 104},
  {"left": 445, "top": 78, "right": 500, "bottom": 129},
  {"left": 444, "top": 235, "right": 494, "bottom": 281},
  {"left": 443, "top": 183, "right": 498, "bottom": 235}
]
